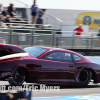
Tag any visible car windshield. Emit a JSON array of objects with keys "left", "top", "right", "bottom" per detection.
[{"left": 24, "top": 47, "right": 48, "bottom": 58}]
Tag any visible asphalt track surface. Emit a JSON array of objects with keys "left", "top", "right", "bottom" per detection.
[{"left": 0, "top": 81, "right": 100, "bottom": 98}]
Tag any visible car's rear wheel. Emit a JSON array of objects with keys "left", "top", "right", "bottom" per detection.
[
  {"left": 76, "top": 69, "right": 92, "bottom": 87},
  {"left": 9, "top": 68, "right": 25, "bottom": 86}
]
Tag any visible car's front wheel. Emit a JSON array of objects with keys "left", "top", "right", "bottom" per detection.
[
  {"left": 76, "top": 69, "right": 92, "bottom": 87},
  {"left": 9, "top": 68, "right": 25, "bottom": 86}
]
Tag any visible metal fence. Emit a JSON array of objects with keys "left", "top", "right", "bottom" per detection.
[{"left": 0, "top": 27, "right": 100, "bottom": 49}]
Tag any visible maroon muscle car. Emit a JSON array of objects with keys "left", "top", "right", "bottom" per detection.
[{"left": 0, "top": 43, "right": 99, "bottom": 86}]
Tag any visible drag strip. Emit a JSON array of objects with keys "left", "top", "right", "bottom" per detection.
[
  {"left": 0, "top": 81, "right": 100, "bottom": 98},
  {"left": 32, "top": 95, "right": 100, "bottom": 100},
  {"left": 32, "top": 83, "right": 100, "bottom": 98}
]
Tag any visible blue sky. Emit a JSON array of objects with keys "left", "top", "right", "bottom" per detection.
[{"left": 1, "top": 0, "right": 100, "bottom": 11}]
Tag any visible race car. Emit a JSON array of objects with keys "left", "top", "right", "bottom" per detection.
[{"left": 0, "top": 43, "right": 99, "bottom": 86}]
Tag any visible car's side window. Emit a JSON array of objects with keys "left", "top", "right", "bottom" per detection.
[
  {"left": 45, "top": 51, "right": 72, "bottom": 62},
  {"left": 73, "top": 54, "right": 83, "bottom": 61}
]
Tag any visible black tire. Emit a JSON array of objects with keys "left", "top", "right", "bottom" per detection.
[
  {"left": 9, "top": 68, "right": 25, "bottom": 86},
  {"left": 76, "top": 69, "right": 92, "bottom": 87}
]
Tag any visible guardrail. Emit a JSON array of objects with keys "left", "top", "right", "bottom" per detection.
[{"left": 0, "top": 27, "right": 100, "bottom": 49}]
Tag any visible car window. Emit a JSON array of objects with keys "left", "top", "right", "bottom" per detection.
[
  {"left": 45, "top": 52, "right": 72, "bottom": 62},
  {"left": 24, "top": 47, "right": 48, "bottom": 58},
  {"left": 73, "top": 54, "right": 83, "bottom": 61}
]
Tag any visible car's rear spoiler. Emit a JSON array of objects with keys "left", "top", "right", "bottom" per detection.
[{"left": 0, "top": 53, "right": 29, "bottom": 60}]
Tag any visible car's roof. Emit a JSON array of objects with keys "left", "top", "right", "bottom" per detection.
[
  {"left": 38, "top": 46, "right": 92, "bottom": 62},
  {"left": 25, "top": 46, "right": 74, "bottom": 52},
  {"left": 35, "top": 46, "right": 77, "bottom": 54},
  {"left": 38, "top": 46, "right": 87, "bottom": 57},
  {"left": 40, "top": 46, "right": 66, "bottom": 50}
]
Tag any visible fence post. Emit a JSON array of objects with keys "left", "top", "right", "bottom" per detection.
[
  {"left": 90, "top": 33, "right": 94, "bottom": 50},
  {"left": 86, "top": 37, "right": 89, "bottom": 49},
  {"left": 72, "top": 31, "right": 75, "bottom": 49},
  {"left": 9, "top": 27, "right": 12, "bottom": 44},
  {"left": 17, "top": 34, "right": 19, "bottom": 46},
  {"left": 54, "top": 31, "right": 57, "bottom": 47},
  {"left": 52, "top": 30, "right": 56, "bottom": 47},
  {"left": 31, "top": 30, "right": 34, "bottom": 46}
]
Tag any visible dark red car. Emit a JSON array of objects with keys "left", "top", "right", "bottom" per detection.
[{"left": 0, "top": 44, "right": 99, "bottom": 86}]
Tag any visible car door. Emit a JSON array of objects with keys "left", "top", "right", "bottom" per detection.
[{"left": 39, "top": 51, "right": 75, "bottom": 84}]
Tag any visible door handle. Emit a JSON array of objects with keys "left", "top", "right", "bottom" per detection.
[{"left": 69, "top": 64, "right": 73, "bottom": 67}]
